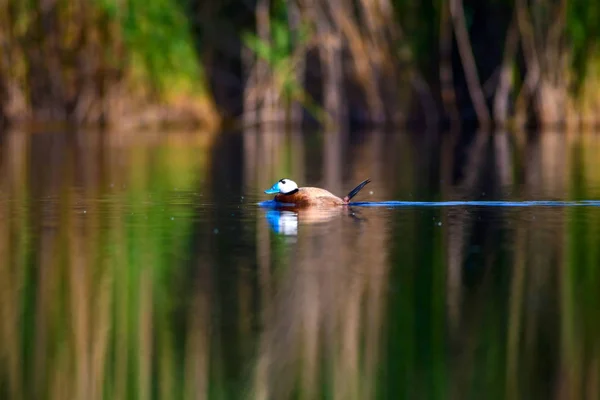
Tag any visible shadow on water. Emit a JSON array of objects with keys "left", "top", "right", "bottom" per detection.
[{"left": 1, "top": 127, "right": 600, "bottom": 399}]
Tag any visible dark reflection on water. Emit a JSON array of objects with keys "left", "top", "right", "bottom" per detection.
[{"left": 0, "top": 128, "right": 600, "bottom": 399}]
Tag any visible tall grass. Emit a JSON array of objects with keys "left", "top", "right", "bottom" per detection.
[
  {"left": 2, "top": 0, "right": 600, "bottom": 128},
  {"left": 0, "top": 0, "right": 217, "bottom": 127},
  {"left": 234, "top": 0, "right": 600, "bottom": 128}
]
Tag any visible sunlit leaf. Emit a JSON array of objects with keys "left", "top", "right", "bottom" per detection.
[
  {"left": 272, "top": 20, "right": 291, "bottom": 54},
  {"left": 243, "top": 32, "right": 273, "bottom": 62}
]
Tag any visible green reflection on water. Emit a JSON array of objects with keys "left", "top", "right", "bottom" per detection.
[{"left": 0, "top": 129, "right": 600, "bottom": 399}]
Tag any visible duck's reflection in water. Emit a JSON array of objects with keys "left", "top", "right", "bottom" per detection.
[
  {"left": 265, "top": 206, "right": 360, "bottom": 236},
  {"left": 255, "top": 204, "right": 385, "bottom": 399},
  {"left": 266, "top": 210, "right": 299, "bottom": 236}
]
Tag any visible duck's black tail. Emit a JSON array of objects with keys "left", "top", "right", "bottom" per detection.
[{"left": 343, "top": 179, "right": 371, "bottom": 203}]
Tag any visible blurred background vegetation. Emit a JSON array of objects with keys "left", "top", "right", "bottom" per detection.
[
  {"left": 0, "top": 0, "right": 599, "bottom": 130},
  {"left": 3, "top": 0, "right": 600, "bottom": 398}
]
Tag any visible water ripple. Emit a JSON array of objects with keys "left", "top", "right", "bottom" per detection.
[
  {"left": 259, "top": 200, "right": 600, "bottom": 208},
  {"left": 351, "top": 200, "right": 600, "bottom": 207}
]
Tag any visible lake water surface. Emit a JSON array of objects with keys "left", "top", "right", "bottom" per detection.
[{"left": 0, "top": 128, "right": 599, "bottom": 399}]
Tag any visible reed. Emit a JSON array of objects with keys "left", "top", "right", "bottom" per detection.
[
  {"left": 0, "top": 0, "right": 218, "bottom": 128},
  {"left": 234, "top": 0, "right": 600, "bottom": 128},
  {"left": 2, "top": 0, "right": 600, "bottom": 129}
]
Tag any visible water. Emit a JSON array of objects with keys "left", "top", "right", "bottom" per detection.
[{"left": 0, "top": 128, "right": 600, "bottom": 399}]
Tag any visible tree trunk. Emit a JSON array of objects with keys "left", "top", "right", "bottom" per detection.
[
  {"left": 439, "top": 0, "right": 461, "bottom": 130},
  {"left": 287, "top": 1, "right": 305, "bottom": 125},
  {"left": 449, "top": 0, "right": 490, "bottom": 129},
  {"left": 493, "top": 15, "right": 519, "bottom": 126}
]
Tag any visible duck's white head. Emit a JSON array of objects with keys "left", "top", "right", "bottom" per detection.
[{"left": 264, "top": 178, "right": 299, "bottom": 195}]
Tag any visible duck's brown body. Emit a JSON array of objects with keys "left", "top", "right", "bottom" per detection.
[
  {"left": 274, "top": 187, "right": 346, "bottom": 206},
  {"left": 268, "top": 178, "right": 371, "bottom": 207}
]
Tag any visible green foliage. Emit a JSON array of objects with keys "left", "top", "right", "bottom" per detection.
[
  {"left": 566, "top": 0, "right": 600, "bottom": 91},
  {"left": 242, "top": 19, "right": 311, "bottom": 88},
  {"left": 391, "top": 0, "right": 439, "bottom": 72},
  {"left": 96, "top": 0, "right": 206, "bottom": 96},
  {"left": 242, "top": 0, "right": 318, "bottom": 114}
]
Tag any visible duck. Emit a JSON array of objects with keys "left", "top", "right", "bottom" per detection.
[{"left": 264, "top": 178, "right": 371, "bottom": 206}]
